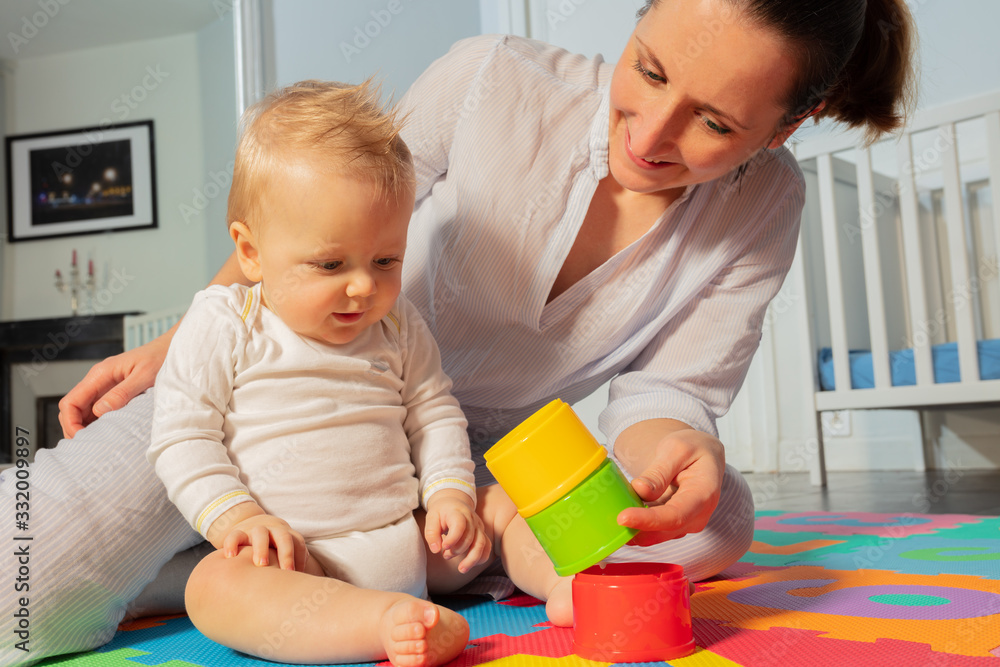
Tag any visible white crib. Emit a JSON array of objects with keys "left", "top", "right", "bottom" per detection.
[
  {"left": 123, "top": 308, "right": 184, "bottom": 351},
  {"left": 792, "top": 90, "right": 1000, "bottom": 486}
]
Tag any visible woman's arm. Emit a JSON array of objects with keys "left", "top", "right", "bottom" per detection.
[
  {"left": 58, "top": 251, "right": 250, "bottom": 438},
  {"left": 602, "top": 160, "right": 804, "bottom": 542}
]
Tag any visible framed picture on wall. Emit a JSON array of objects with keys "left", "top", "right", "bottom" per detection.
[{"left": 5, "top": 120, "right": 157, "bottom": 242}]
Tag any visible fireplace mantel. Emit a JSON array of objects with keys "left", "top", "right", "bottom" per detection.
[{"left": 1, "top": 311, "right": 140, "bottom": 463}]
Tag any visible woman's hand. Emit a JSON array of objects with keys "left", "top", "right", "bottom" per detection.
[
  {"left": 613, "top": 419, "right": 725, "bottom": 546},
  {"left": 57, "top": 330, "right": 173, "bottom": 438}
]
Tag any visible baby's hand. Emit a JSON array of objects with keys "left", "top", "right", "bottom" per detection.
[
  {"left": 222, "top": 513, "right": 308, "bottom": 572},
  {"left": 424, "top": 488, "right": 491, "bottom": 573}
]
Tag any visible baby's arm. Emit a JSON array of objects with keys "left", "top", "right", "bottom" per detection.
[
  {"left": 149, "top": 287, "right": 307, "bottom": 572},
  {"left": 424, "top": 488, "right": 491, "bottom": 573},
  {"left": 394, "top": 298, "right": 488, "bottom": 571}
]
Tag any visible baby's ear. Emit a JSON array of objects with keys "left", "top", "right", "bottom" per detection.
[{"left": 230, "top": 221, "right": 263, "bottom": 283}]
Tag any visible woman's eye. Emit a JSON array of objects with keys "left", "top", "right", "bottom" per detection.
[
  {"left": 702, "top": 116, "right": 732, "bottom": 136},
  {"left": 632, "top": 59, "right": 665, "bottom": 83}
]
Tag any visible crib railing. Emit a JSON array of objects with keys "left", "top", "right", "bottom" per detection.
[
  {"left": 795, "top": 90, "right": 1000, "bottom": 408},
  {"left": 123, "top": 308, "right": 185, "bottom": 351},
  {"left": 792, "top": 90, "right": 1000, "bottom": 485}
]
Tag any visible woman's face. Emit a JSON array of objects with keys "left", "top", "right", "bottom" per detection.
[{"left": 608, "top": 0, "right": 802, "bottom": 195}]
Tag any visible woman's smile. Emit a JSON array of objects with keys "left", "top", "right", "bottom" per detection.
[{"left": 625, "top": 129, "right": 678, "bottom": 170}]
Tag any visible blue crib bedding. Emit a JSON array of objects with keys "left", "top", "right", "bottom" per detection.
[{"left": 818, "top": 338, "right": 1000, "bottom": 390}]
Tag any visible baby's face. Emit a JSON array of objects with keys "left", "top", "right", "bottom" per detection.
[{"left": 253, "top": 161, "right": 413, "bottom": 345}]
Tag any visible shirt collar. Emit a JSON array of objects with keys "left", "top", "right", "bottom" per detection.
[{"left": 588, "top": 85, "right": 611, "bottom": 181}]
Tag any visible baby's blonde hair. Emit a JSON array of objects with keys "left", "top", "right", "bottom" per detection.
[{"left": 227, "top": 78, "right": 414, "bottom": 230}]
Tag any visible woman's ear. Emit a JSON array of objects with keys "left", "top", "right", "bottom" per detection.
[
  {"left": 767, "top": 100, "right": 827, "bottom": 149},
  {"left": 230, "top": 221, "right": 263, "bottom": 283}
]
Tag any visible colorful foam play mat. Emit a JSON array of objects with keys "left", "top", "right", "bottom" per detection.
[{"left": 37, "top": 511, "right": 1000, "bottom": 666}]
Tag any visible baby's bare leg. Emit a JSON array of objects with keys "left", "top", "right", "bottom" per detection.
[
  {"left": 186, "top": 548, "right": 468, "bottom": 666},
  {"left": 423, "top": 485, "right": 573, "bottom": 626}
]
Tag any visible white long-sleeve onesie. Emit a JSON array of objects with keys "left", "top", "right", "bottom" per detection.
[{"left": 149, "top": 283, "right": 475, "bottom": 595}]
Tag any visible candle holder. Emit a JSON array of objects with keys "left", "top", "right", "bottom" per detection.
[{"left": 55, "top": 262, "right": 96, "bottom": 316}]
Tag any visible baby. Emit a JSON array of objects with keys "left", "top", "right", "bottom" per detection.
[{"left": 149, "top": 79, "right": 487, "bottom": 666}]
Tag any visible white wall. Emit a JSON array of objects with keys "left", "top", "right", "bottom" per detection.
[
  {"left": 906, "top": 0, "right": 1000, "bottom": 109},
  {"left": 195, "top": 13, "right": 239, "bottom": 280},
  {"left": 524, "top": 0, "right": 645, "bottom": 63},
  {"left": 2, "top": 33, "right": 210, "bottom": 321},
  {"left": 270, "top": 0, "right": 482, "bottom": 101}
]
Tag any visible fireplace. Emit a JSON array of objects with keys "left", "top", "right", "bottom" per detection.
[
  {"left": 35, "top": 395, "right": 62, "bottom": 455},
  {"left": 1, "top": 312, "right": 138, "bottom": 464}
]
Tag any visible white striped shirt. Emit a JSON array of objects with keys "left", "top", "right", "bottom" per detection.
[{"left": 399, "top": 35, "right": 804, "bottom": 460}]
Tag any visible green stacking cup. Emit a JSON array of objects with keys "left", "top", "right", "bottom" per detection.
[{"left": 485, "top": 399, "right": 644, "bottom": 576}]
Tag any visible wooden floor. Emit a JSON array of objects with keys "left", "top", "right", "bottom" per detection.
[{"left": 740, "top": 470, "right": 1000, "bottom": 516}]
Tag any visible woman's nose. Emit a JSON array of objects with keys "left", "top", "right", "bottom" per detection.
[{"left": 629, "top": 96, "right": 684, "bottom": 158}]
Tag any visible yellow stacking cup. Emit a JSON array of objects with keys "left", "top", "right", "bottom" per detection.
[
  {"left": 485, "top": 399, "right": 644, "bottom": 576},
  {"left": 485, "top": 399, "right": 608, "bottom": 518}
]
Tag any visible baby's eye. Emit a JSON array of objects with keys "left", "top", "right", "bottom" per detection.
[
  {"left": 318, "top": 261, "right": 341, "bottom": 271},
  {"left": 375, "top": 257, "right": 399, "bottom": 268}
]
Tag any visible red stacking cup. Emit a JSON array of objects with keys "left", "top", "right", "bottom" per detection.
[{"left": 572, "top": 562, "right": 695, "bottom": 662}]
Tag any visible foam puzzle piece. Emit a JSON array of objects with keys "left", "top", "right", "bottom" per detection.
[
  {"left": 748, "top": 538, "right": 845, "bottom": 556},
  {"left": 34, "top": 512, "right": 1000, "bottom": 667},
  {"left": 753, "top": 512, "right": 985, "bottom": 537},
  {"left": 42, "top": 615, "right": 329, "bottom": 667},
  {"left": 762, "top": 533, "right": 1000, "bottom": 577},
  {"left": 694, "top": 565, "right": 1000, "bottom": 657},
  {"left": 441, "top": 595, "right": 551, "bottom": 641},
  {"left": 694, "top": 617, "right": 1000, "bottom": 666},
  {"left": 37, "top": 647, "right": 198, "bottom": 666}
]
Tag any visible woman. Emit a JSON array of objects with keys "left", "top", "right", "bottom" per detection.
[{"left": 5, "top": 0, "right": 915, "bottom": 663}]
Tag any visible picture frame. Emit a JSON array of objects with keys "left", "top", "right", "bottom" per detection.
[{"left": 5, "top": 120, "right": 157, "bottom": 242}]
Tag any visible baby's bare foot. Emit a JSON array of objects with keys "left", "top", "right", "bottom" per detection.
[
  {"left": 545, "top": 577, "right": 574, "bottom": 627},
  {"left": 380, "top": 598, "right": 469, "bottom": 667}
]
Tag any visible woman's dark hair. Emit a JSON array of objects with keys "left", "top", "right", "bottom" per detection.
[{"left": 638, "top": 0, "right": 917, "bottom": 144}]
